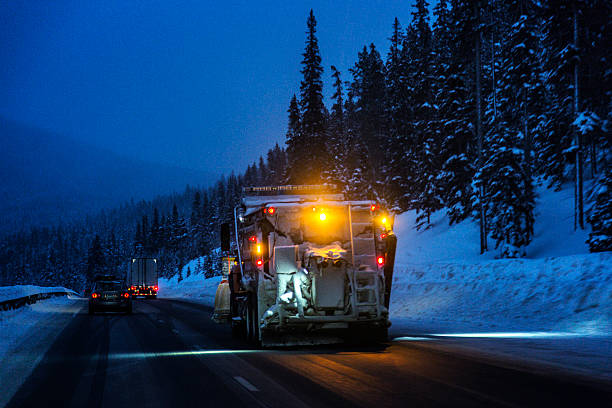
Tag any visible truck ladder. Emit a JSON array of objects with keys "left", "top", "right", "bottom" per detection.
[{"left": 348, "top": 204, "right": 381, "bottom": 319}]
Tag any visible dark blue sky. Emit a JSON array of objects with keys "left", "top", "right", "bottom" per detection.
[{"left": 1, "top": 1, "right": 419, "bottom": 179}]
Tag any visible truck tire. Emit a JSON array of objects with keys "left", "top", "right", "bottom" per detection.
[
  {"left": 245, "top": 294, "right": 260, "bottom": 345},
  {"left": 245, "top": 299, "right": 254, "bottom": 342}
]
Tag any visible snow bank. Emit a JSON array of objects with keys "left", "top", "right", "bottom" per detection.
[
  {"left": 0, "top": 296, "right": 82, "bottom": 407},
  {"left": 0, "top": 285, "right": 77, "bottom": 303},
  {"left": 158, "top": 257, "right": 221, "bottom": 307},
  {"left": 389, "top": 253, "right": 612, "bottom": 335}
]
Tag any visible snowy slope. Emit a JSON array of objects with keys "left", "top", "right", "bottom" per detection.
[{"left": 393, "top": 183, "right": 590, "bottom": 264}]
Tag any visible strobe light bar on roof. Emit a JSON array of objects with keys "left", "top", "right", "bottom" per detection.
[{"left": 242, "top": 184, "right": 336, "bottom": 195}]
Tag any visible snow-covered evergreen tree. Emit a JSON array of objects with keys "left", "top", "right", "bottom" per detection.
[
  {"left": 436, "top": 0, "right": 476, "bottom": 224},
  {"left": 291, "top": 9, "right": 328, "bottom": 184},
  {"left": 587, "top": 167, "right": 612, "bottom": 251}
]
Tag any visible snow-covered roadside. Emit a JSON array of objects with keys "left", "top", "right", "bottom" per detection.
[
  {"left": 0, "top": 295, "right": 83, "bottom": 407},
  {"left": 389, "top": 253, "right": 612, "bottom": 335},
  {"left": 387, "top": 253, "right": 612, "bottom": 380},
  {"left": 158, "top": 266, "right": 221, "bottom": 307}
]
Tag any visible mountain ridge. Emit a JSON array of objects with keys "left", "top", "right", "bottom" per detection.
[{"left": 0, "top": 117, "right": 213, "bottom": 235}]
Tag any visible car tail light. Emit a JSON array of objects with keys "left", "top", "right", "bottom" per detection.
[
  {"left": 123, "top": 292, "right": 130, "bottom": 298},
  {"left": 377, "top": 256, "right": 385, "bottom": 267},
  {"left": 91, "top": 293, "right": 99, "bottom": 299},
  {"left": 153, "top": 286, "right": 158, "bottom": 292}
]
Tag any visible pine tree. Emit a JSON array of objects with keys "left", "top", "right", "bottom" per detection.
[
  {"left": 587, "top": 167, "right": 612, "bottom": 251},
  {"left": 385, "top": 17, "right": 408, "bottom": 207},
  {"left": 437, "top": 0, "right": 476, "bottom": 224},
  {"left": 325, "top": 65, "right": 347, "bottom": 188},
  {"left": 477, "top": 0, "right": 537, "bottom": 258},
  {"left": 86, "top": 235, "right": 105, "bottom": 282},
  {"left": 190, "top": 192, "right": 202, "bottom": 258},
  {"left": 291, "top": 10, "right": 328, "bottom": 184},
  {"left": 350, "top": 44, "right": 387, "bottom": 170},
  {"left": 478, "top": 131, "right": 535, "bottom": 258},
  {"left": 342, "top": 91, "right": 371, "bottom": 199},
  {"left": 406, "top": 0, "right": 442, "bottom": 229},
  {"left": 285, "top": 95, "right": 302, "bottom": 183}
]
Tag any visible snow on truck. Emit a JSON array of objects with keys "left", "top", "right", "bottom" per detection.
[
  {"left": 214, "top": 185, "right": 397, "bottom": 346},
  {"left": 128, "top": 257, "right": 159, "bottom": 298}
]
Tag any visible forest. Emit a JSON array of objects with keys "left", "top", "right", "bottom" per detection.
[{"left": 0, "top": 0, "right": 609, "bottom": 290}]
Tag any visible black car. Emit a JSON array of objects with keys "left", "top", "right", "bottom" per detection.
[{"left": 88, "top": 280, "right": 133, "bottom": 314}]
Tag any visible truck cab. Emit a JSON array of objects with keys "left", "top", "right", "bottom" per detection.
[{"left": 218, "top": 185, "right": 397, "bottom": 347}]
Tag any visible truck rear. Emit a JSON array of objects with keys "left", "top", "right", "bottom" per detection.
[
  {"left": 128, "top": 258, "right": 159, "bottom": 298},
  {"left": 215, "top": 185, "right": 397, "bottom": 347}
]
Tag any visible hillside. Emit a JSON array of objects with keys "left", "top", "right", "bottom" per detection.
[{"left": 0, "top": 117, "right": 212, "bottom": 235}]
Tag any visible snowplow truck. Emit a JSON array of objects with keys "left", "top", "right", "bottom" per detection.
[{"left": 217, "top": 185, "right": 397, "bottom": 347}]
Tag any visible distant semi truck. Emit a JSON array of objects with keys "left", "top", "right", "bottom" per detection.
[{"left": 128, "top": 258, "right": 158, "bottom": 298}]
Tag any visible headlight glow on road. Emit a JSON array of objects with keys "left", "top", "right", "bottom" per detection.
[
  {"left": 392, "top": 336, "right": 436, "bottom": 341},
  {"left": 428, "top": 331, "right": 583, "bottom": 339},
  {"left": 109, "top": 349, "right": 262, "bottom": 360}
]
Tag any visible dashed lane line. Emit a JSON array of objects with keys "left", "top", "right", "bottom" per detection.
[{"left": 234, "top": 376, "right": 259, "bottom": 392}]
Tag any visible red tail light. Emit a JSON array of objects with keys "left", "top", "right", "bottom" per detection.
[
  {"left": 264, "top": 206, "right": 276, "bottom": 215},
  {"left": 370, "top": 204, "right": 378, "bottom": 212},
  {"left": 377, "top": 256, "right": 385, "bottom": 267},
  {"left": 123, "top": 292, "right": 130, "bottom": 298},
  {"left": 256, "top": 259, "right": 263, "bottom": 267},
  {"left": 91, "top": 293, "right": 99, "bottom": 299},
  {"left": 153, "top": 286, "right": 158, "bottom": 292}
]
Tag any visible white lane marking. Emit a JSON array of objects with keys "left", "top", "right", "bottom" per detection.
[{"left": 234, "top": 376, "right": 259, "bottom": 392}]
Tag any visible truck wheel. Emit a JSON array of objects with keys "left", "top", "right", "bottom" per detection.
[
  {"left": 231, "top": 320, "right": 245, "bottom": 338},
  {"left": 245, "top": 300, "right": 254, "bottom": 342},
  {"left": 245, "top": 295, "right": 260, "bottom": 346}
]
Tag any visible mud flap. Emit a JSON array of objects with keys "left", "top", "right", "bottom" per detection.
[{"left": 383, "top": 234, "right": 397, "bottom": 310}]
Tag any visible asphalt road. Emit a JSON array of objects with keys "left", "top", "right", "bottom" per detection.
[{"left": 6, "top": 299, "right": 611, "bottom": 408}]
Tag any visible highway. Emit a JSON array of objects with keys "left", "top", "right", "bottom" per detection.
[{"left": 6, "top": 299, "right": 611, "bottom": 408}]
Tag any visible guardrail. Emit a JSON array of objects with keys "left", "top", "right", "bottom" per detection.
[{"left": 0, "top": 290, "right": 77, "bottom": 312}]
